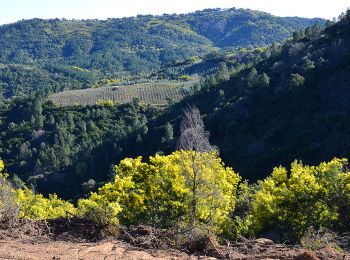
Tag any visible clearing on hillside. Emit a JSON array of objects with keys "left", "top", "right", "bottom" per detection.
[{"left": 48, "top": 80, "right": 199, "bottom": 107}]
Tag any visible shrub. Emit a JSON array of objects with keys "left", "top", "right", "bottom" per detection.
[
  {"left": 81, "top": 150, "right": 240, "bottom": 236},
  {"left": 250, "top": 158, "right": 350, "bottom": 241},
  {"left": 1, "top": 159, "right": 77, "bottom": 224},
  {"left": 223, "top": 181, "right": 255, "bottom": 239},
  {"left": 179, "top": 75, "right": 192, "bottom": 81},
  {"left": 0, "top": 160, "right": 19, "bottom": 226},
  {"left": 77, "top": 192, "right": 121, "bottom": 226},
  {"left": 16, "top": 188, "right": 76, "bottom": 220},
  {"left": 96, "top": 99, "right": 114, "bottom": 107}
]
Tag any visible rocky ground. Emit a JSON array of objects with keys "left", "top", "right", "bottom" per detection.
[
  {"left": 0, "top": 219, "right": 349, "bottom": 260},
  {"left": 0, "top": 237, "right": 194, "bottom": 260}
]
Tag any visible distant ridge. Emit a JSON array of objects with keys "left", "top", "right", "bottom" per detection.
[{"left": 0, "top": 8, "right": 324, "bottom": 77}]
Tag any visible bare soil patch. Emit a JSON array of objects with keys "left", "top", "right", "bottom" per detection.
[{"left": 0, "top": 219, "right": 348, "bottom": 259}]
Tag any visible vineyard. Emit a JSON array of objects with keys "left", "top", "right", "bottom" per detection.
[{"left": 48, "top": 80, "right": 198, "bottom": 106}]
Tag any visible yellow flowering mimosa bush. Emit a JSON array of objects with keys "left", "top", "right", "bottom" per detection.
[
  {"left": 16, "top": 188, "right": 76, "bottom": 220},
  {"left": 167, "top": 150, "right": 241, "bottom": 233},
  {"left": 0, "top": 159, "right": 77, "bottom": 221},
  {"left": 77, "top": 192, "right": 121, "bottom": 226},
  {"left": 251, "top": 158, "right": 350, "bottom": 240},
  {"left": 81, "top": 150, "right": 240, "bottom": 235}
]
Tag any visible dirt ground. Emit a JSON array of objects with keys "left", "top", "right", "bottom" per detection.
[
  {"left": 2, "top": 235, "right": 349, "bottom": 260},
  {"left": 0, "top": 236, "right": 199, "bottom": 260},
  {"left": 0, "top": 219, "right": 349, "bottom": 260}
]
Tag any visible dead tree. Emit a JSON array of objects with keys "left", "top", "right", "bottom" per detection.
[
  {"left": 177, "top": 105, "right": 218, "bottom": 232},
  {"left": 177, "top": 105, "right": 217, "bottom": 153}
]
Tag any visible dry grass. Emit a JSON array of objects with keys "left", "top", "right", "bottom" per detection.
[{"left": 48, "top": 80, "right": 198, "bottom": 107}]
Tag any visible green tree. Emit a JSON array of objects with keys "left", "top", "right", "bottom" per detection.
[
  {"left": 259, "top": 73, "right": 270, "bottom": 88},
  {"left": 302, "top": 57, "right": 315, "bottom": 71},
  {"left": 162, "top": 122, "right": 174, "bottom": 143},
  {"left": 67, "top": 113, "right": 75, "bottom": 130},
  {"left": 47, "top": 114, "right": 55, "bottom": 126},
  {"left": 32, "top": 99, "right": 44, "bottom": 129},
  {"left": 289, "top": 73, "right": 305, "bottom": 89},
  {"left": 216, "top": 62, "right": 230, "bottom": 82},
  {"left": 293, "top": 30, "right": 305, "bottom": 41},
  {"left": 247, "top": 68, "right": 258, "bottom": 88}
]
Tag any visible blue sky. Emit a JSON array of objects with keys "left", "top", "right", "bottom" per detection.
[{"left": 0, "top": 0, "right": 349, "bottom": 25}]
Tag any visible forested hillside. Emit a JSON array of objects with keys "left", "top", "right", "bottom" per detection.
[
  {"left": 0, "top": 8, "right": 323, "bottom": 97},
  {"left": 0, "top": 11, "right": 347, "bottom": 201},
  {"left": 1, "top": 5, "right": 350, "bottom": 256},
  {"left": 152, "top": 12, "right": 350, "bottom": 180}
]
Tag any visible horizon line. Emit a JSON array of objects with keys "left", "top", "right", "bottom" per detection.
[{"left": 0, "top": 6, "right": 328, "bottom": 26}]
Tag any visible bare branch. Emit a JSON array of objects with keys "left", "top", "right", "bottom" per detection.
[{"left": 177, "top": 105, "right": 218, "bottom": 153}]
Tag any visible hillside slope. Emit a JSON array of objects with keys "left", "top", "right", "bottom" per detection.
[
  {"left": 0, "top": 9, "right": 338, "bottom": 199},
  {"left": 0, "top": 8, "right": 323, "bottom": 76},
  {"left": 155, "top": 13, "right": 350, "bottom": 180},
  {"left": 48, "top": 79, "right": 198, "bottom": 106}
]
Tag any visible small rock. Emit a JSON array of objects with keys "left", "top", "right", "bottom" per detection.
[
  {"left": 255, "top": 238, "right": 274, "bottom": 245},
  {"left": 293, "top": 250, "right": 319, "bottom": 260}
]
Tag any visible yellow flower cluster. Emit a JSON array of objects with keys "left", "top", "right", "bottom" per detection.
[
  {"left": 251, "top": 158, "right": 350, "bottom": 239},
  {"left": 81, "top": 150, "right": 240, "bottom": 233}
]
